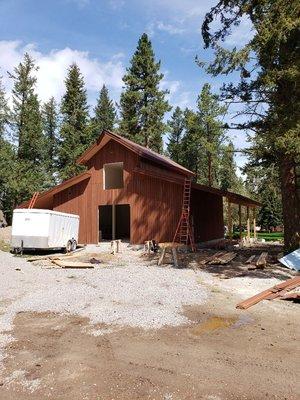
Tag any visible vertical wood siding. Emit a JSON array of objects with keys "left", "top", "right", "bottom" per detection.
[{"left": 53, "top": 140, "right": 224, "bottom": 244}]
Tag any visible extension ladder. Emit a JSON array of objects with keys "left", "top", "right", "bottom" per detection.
[
  {"left": 28, "top": 192, "right": 39, "bottom": 209},
  {"left": 172, "top": 178, "right": 196, "bottom": 251}
]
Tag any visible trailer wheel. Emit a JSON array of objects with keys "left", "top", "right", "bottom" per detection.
[
  {"left": 71, "top": 239, "right": 77, "bottom": 252},
  {"left": 66, "top": 240, "right": 73, "bottom": 253}
]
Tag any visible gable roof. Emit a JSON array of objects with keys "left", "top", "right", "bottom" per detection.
[{"left": 77, "top": 129, "right": 194, "bottom": 177}]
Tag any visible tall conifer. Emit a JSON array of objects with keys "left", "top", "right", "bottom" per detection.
[
  {"left": 58, "top": 63, "right": 89, "bottom": 180},
  {"left": 167, "top": 106, "right": 184, "bottom": 163},
  {"left": 90, "top": 84, "right": 116, "bottom": 141},
  {"left": 119, "top": 33, "right": 170, "bottom": 152},
  {"left": 42, "top": 97, "right": 58, "bottom": 182}
]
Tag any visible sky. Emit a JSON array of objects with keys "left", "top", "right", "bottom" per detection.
[{"left": 0, "top": 0, "right": 253, "bottom": 171}]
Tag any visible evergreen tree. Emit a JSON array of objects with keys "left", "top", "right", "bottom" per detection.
[
  {"left": 90, "top": 84, "right": 116, "bottom": 141},
  {"left": 9, "top": 53, "right": 44, "bottom": 161},
  {"left": 0, "top": 75, "right": 9, "bottom": 139},
  {"left": 8, "top": 53, "right": 49, "bottom": 207},
  {"left": 219, "top": 142, "right": 239, "bottom": 191},
  {"left": 58, "top": 63, "right": 90, "bottom": 180},
  {"left": 119, "top": 33, "right": 170, "bottom": 152},
  {"left": 201, "top": 0, "right": 299, "bottom": 250},
  {"left": 42, "top": 97, "right": 58, "bottom": 182},
  {"left": 181, "top": 84, "right": 227, "bottom": 186},
  {"left": 167, "top": 106, "right": 184, "bottom": 163},
  {"left": 244, "top": 164, "right": 283, "bottom": 231}
]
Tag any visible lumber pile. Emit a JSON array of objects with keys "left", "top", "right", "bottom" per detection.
[
  {"left": 199, "top": 251, "right": 237, "bottom": 265},
  {"left": 236, "top": 276, "right": 300, "bottom": 309},
  {"left": 246, "top": 252, "right": 268, "bottom": 270}
]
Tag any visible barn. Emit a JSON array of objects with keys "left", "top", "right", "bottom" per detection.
[{"left": 21, "top": 130, "right": 260, "bottom": 245}]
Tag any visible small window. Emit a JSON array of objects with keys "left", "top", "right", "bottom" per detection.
[{"left": 103, "top": 162, "right": 124, "bottom": 190}]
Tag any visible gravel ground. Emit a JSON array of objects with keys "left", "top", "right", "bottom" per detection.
[{"left": 0, "top": 245, "right": 208, "bottom": 366}]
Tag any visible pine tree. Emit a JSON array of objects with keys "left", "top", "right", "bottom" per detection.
[
  {"left": 90, "top": 84, "right": 116, "bottom": 141},
  {"left": 167, "top": 106, "right": 184, "bottom": 163},
  {"left": 181, "top": 85, "right": 226, "bottom": 186},
  {"left": 119, "top": 33, "right": 170, "bottom": 152},
  {"left": 201, "top": 0, "right": 299, "bottom": 250},
  {"left": 219, "top": 142, "right": 239, "bottom": 191},
  {"left": 8, "top": 53, "right": 49, "bottom": 207},
  {"left": 9, "top": 53, "right": 44, "bottom": 161},
  {"left": 0, "top": 75, "right": 9, "bottom": 140},
  {"left": 58, "top": 63, "right": 90, "bottom": 180},
  {"left": 42, "top": 97, "right": 58, "bottom": 182}
]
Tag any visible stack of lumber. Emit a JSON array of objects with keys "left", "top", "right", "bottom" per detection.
[
  {"left": 236, "top": 276, "right": 300, "bottom": 309},
  {"left": 200, "top": 251, "right": 237, "bottom": 265},
  {"left": 246, "top": 252, "right": 268, "bottom": 270}
]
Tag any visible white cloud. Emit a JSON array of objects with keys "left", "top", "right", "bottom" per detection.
[
  {"left": 0, "top": 40, "right": 125, "bottom": 105},
  {"left": 154, "top": 21, "right": 185, "bottom": 35}
]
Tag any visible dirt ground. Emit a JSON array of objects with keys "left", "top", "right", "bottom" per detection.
[
  {"left": 0, "top": 281, "right": 299, "bottom": 399},
  {"left": 0, "top": 237, "right": 299, "bottom": 400}
]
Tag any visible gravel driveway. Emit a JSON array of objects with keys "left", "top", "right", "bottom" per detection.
[{"left": 0, "top": 246, "right": 207, "bottom": 365}]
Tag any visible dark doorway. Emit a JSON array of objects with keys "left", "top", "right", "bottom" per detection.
[{"left": 99, "top": 204, "right": 130, "bottom": 241}]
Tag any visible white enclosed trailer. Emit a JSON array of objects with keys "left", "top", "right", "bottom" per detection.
[{"left": 11, "top": 209, "right": 79, "bottom": 252}]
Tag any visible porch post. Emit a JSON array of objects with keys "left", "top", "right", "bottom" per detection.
[
  {"left": 246, "top": 206, "right": 250, "bottom": 242},
  {"left": 238, "top": 204, "right": 242, "bottom": 240},
  {"left": 228, "top": 198, "right": 233, "bottom": 240},
  {"left": 112, "top": 204, "right": 116, "bottom": 240},
  {"left": 253, "top": 207, "right": 257, "bottom": 241}
]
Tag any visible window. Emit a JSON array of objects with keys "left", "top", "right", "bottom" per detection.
[{"left": 103, "top": 162, "right": 124, "bottom": 190}]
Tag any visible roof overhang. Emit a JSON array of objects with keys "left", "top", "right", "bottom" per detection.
[{"left": 192, "top": 182, "right": 261, "bottom": 207}]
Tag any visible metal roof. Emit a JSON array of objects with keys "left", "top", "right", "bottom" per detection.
[{"left": 77, "top": 129, "right": 194, "bottom": 177}]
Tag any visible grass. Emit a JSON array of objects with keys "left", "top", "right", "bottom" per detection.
[{"left": 242, "top": 232, "right": 283, "bottom": 242}]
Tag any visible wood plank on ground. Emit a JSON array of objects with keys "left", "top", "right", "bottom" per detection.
[
  {"left": 208, "top": 252, "right": 237, "bottom": 265},
  {"left": 51, "top": 260, "right": 94, "bottom": 269},
  {"left": 246, "top": 255, "right": 256, "bottom": 264},
  {"left": 236, "top": 276, "right": 300, "bottom": 309},
  {"left": 256, "top": 252, "right": 268, "bottom": 268}
]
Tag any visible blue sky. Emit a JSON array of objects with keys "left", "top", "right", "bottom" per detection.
[{"left": 0, "top": 0, "right": 252, "bottom": 170}]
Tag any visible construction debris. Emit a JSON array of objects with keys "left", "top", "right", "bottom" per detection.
[
  {"left": 207, "top": 252, "right": 237, "bottom": 265},
  {"left": 236, "top": 276, "right": 300, "bottom": 309},
  {"left": 51, "top": 260, "right": 94, "bottom": 269},
  {"left": 111, "top": 239, "right": 121, "bottom": 255},
  {"left": 256, "top": 252, "right": 268, "bottom": 268},
  {"left": 279, "top": 248, "right": 300, "bottom": 272}
]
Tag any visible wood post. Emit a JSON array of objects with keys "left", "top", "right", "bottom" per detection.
[
  {"left": 228, "top": 199, "right": 232, "bottom": 240},
  {"left": 238, "top": 204, "right": 242, "bottom": 240},
  {"left": 253, "top": 207, "right": 257, "bottom": 241},
  {"left": 246, "top": 206, "right": 250, "bottom": 242},
  {"left": 112, "top": 204, "right": 116, "bottom": 240}
]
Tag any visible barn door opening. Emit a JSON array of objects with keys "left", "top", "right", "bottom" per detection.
[{"left": 99, "top": 204, "right": 130, "bottom": 242}]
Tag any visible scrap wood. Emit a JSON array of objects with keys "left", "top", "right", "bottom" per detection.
[
  {"left": 199, "top": 251, "right": 225, "bottom": 265},
  {"left": 208, "top": 252, "right": 237, "bottom": 265},
  {"left": 280, "top": 292, "right": 300, "bottom": 300},
  {"left": 51, "top": 260, "right": 94, "bottom": 269},
  {"left": 236, "top": 276, "right": 300, "bottom": 309},
  {"left": 256, "top": 252, "right": 268, "bottom": 267},
  {"left": 27, "top": 247, "right": 85, "bottom": 262},
  {"left": 246, "top": 255, "right": 256, "bottom": 264}
]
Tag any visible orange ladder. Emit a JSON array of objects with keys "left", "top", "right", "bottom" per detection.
[
  {"left": 172, "top": 178, "right": 196, "bottom": 251},
  {"left": 28, "top": 192, "right": 39, "bottom": 209}
]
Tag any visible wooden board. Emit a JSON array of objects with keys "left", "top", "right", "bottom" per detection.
[
  {"left": 51, "top": 260, "right": 94, "bottom": 269},
  {"left": 236, "top": 276, "right": 300, "bottom": 309}
]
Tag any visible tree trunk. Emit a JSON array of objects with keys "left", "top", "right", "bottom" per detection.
[{"left": 279, "top": 156, "right": 300, "bottom": 252}]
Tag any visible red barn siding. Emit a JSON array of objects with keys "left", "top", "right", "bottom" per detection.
[{"left": 52, "top": 139, "right": 224, "bottom": 244}]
